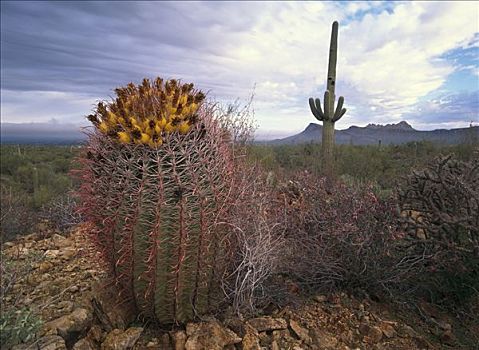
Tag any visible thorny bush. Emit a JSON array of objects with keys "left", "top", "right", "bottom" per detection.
[
  {"left": 278, "top": 171, "right": 426, "bottom": 298},
  {"left": 398, "top": 153, "right": 479, "bottom": 307}
]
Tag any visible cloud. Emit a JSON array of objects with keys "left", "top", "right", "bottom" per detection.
[
  {"left": 0, "top": 89, "right": 96, "bottom": 124},
  {"left": 402, "top": 90, "right": 479, "bottom": 129},
  {"left": 1, "top": 1, "right": 478, "bottom": 134}
]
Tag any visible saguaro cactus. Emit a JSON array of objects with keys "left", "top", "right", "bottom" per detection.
[
  {"left": 76, "top": 78, "right": 246, "bottom": 323},
  {"left": 309, "top": 21, "right": 347, "bottom": 177}
]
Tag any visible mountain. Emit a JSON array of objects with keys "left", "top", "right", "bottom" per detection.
[
  {"left": 270, "top": 121, "right": 479, "bottom": 145},
  {"left": 1, "top": 121, "right": 477, "bottom": 146},
  {"left": 1, "top": 122, "right": 87, "bottom": 144}
]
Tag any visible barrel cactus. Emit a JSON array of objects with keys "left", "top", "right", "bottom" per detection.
[{"left": 76, "top": 77, "right": 248, "bottom": 323}]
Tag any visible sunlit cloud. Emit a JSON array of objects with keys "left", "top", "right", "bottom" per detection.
[{"left": 1, "top": 1, "right": 477, "bottom": 138}]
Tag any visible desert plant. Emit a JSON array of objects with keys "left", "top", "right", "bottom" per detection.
[
  {"left": 0, "top": 307, "right": 42, "bottom": 349},
  {"left": 398, "top": 153, "right": 479, "bottom": 306},
  {"left": 39, "top": 192, "right": 82, "bottom": 232},
  {"left": 0, "top": 185, "right": 36, "bottom": 241},
  {"left": 221, "top": 170, "right": 285, "bottom": 315},
  {"left": 1, "top": 250, "right": 43, "bottom": 349},
  {"left": 279, "top": 172, "right": 425, "bottom": 297},
  {"left": 75, "top": 77, "right": 253, "bottom": 323},
  {"left": 398, "top": 154, "right": 479, "bottom": 254},
  {"left": 309, "top": 21, "right": 347, "bottom": 178}
]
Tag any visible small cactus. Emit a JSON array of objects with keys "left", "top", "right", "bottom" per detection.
[
  {"left": 309, "top": 21, "right": 347, "bottom": 177},
  {"left": 76, "top": 78, "right": 247, "bottom": 323}
]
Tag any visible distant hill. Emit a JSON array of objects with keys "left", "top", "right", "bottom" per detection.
[
  {"left": 1, "top": 123, "right": 87, "bottom": 145},
  {"left": 270, "top": 121, "right": 479, "bottom": 145},
  {"left": 2, "top": 121, "right": 478, "bottom": 146}
]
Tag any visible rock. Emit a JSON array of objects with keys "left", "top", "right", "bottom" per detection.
[
  {"left": 379, "top": 321, "right": 396, "bottom": 339},
  {"left": 37, "top": 335, "right": 67, "bottom": 350},
  {"left": 271, "top": 340, "right": 280, "bottom": 350},
  {"left": 52, "top": 234, "right": 72, "bottom": 248},
  {"left": 27, "top": 274, "right": 41, "bottom": 286},
  {"left": 42, "top": 308, "right": 92, "bottom": 341},
  {"left": 248, "top": 317, "right": 288, "bottom": 332},
  {"left": 39, "top": 261, "right": 54, "bottom": 273},
  {"left": 87, "top": 325, "right": 105, "bottom": 344},
  {"left": 56, "top": 301, "right": 75, "bottom": 314},
  {"left": 72, "top": 338, "right": 96, "bottom": 350},
  {"left": 45, "top": 250, "right": 61, "bottom": 259},
  {"left": 437, "top": 320, "right": 452, "bottom": 332},
  {"left": 61, "top": 248, "right": 77, "bottom": 260},
  {"left": 358, "top": 324, "right": 382, "bottom": 344},
  {"left": 414, "top": 336, "right": 433, "bottom": 349},
  {"left": 224, "top": 317, "right": 247, "bottom": 337},
  {"left": 242, "top": 332, "right": 261, "bottom": 350},
  {"left": 258, "top": 331, "right": 271, "bottom": 347},
  {"left": 289, "top": 320, "right": 312, "bottom": 344},
  {"left": 440, "top": 329, "right": 455, "bottom": 345},
  {"left": 101, "top": 327, "right": 143, "bottom": 350},
  {"left": 311, "top": 329, "right": 338, "bottom": 349},
  {"left": 185, "top": 321, "right": 241, "bottom": 350},
  {"left": 171, "top": 330, "right": 187, "bottom": 350},
  {"left": 272, "top": 328, "right": 291, "bottom": 341},
  {"left": 314, "top": 295, "right": 327, "bottom": 303},
  {"left": 272, "top": 329, "right": 296, "bottom": 349},
  {"left": 146, "top": 341, "right": 158, "bottom": 348},
  {"left": 159, "top": 333, "right": 173, "bottom": 350},
  {"left": 397, "top": 324, "right": 416, "bottom": 338}
]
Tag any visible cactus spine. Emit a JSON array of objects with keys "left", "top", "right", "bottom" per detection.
[
  {"left": 77, "top": 78, "right": 243, "bottom": 323},
  {"left": 309, "top": 21, "right": 347, "bottom": 177}
]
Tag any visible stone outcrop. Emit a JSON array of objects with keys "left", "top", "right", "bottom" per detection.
[{"left": 3, "top": 225, "right": 474, "bottom": 350}]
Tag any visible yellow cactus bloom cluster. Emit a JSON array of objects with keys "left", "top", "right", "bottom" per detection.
[{"left": 87, "top": 77, "right": 206, "bottom": 148}]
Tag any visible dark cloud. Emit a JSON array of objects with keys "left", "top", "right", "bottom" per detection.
[
  {"left": 1, "top": 1, "right": 477, "bottom": 132},
  {"left": 1, "top": 1, "right": 262, "bottom": 95},
  {"left": 403, "top": 90, "right": 479, "bottom": 125}
]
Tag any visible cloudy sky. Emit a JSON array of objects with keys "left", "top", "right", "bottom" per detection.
[{"left": 1, "top": 1, "right": 478, "bottom": 139}]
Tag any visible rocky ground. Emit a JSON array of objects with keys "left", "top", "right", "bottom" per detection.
[{"left": 2, "top": 225, "right": 477, "bottom": 350}]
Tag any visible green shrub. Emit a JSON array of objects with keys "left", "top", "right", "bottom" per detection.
[
  {"left": 0, "top": 307, "right": 42, "bottom": 349},
  {"left": 1, "top": 250, "right": 43, "bottom": 348}
]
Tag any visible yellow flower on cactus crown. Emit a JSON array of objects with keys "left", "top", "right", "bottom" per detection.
[
  {"left": 178, "top": 122, "right": 190, "bottom": 135},
  {"left": 99, "top": 121, "right": 109, "bottom": 134},
  {"left": 108, "top": 111, "right": 118, "bottom": 124},
  {"left": 140, "top": 133, "right": 151, "bottom": 144},
  {"left": 159, "top": 117, "right": 167, "bottom": 128},
  {"left": 164, "top": 122, "right": 175, "bottom": 133},
  {"left": 179, "top": 95, "right": 187, "bottom": 106},
  {"left": 117, "top": 131, "right": 131, "bottom": 143},
  {"left": 90, "top": 76, "right": 206, "bottom": 146}
]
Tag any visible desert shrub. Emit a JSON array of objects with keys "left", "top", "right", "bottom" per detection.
[
  {"left": 39, "top": 192, "right": 82, "bottom": 232},
  {"left": 1, "top": 251, "right": 43, "bottom": 348},
  {"left": 279, "top": 171, "right": 424, "bottom": 298},
  {"left": 221, "top": 169, "right": 286, "bottom": 315},
  {"left": 0, "top": 307, "right": 42, "bottom": 349},
  {"left": 0, "top": 185, "right": 37, "bottom": 241},
  {"left": 398, "top": 153, "right": 479, "bottom": 307}
]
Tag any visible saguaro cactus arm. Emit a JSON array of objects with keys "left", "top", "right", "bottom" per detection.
[
  {"left": 309, "top": 21, "right": 346, "bottom": 123},
  {"left": 309, "top": 93, "right": 346, "bottom": 123},
  {"left": 332, "top": 96, "right": 347, "bottom": 122},
  {"left": 309, "top": 97, "right": 324, "bottom": 121},
  {"left": 308, "top": 20, "right": 347, "bottom": 178}
]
